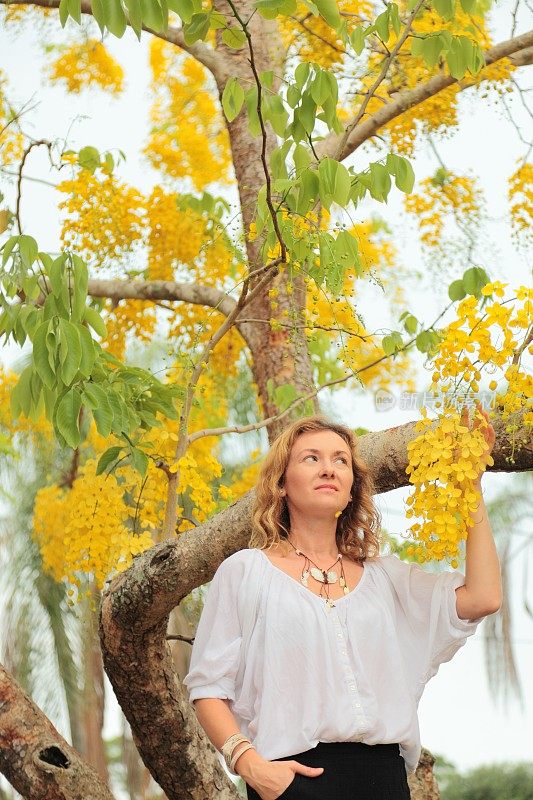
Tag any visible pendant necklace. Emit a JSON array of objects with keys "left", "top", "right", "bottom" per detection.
[{"left": 286, "top": 538, "right": 349, "bottom": 610}]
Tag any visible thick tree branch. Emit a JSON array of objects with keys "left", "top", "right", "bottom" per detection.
[
  {"left": 99, "top": 410, "right": 531, "bottom": 800},
  {"left": 87, "top": 278, "right": 237, "bottom": 317},
  {"left": 0, "top": 662, "right": 115, "bottom": 800},
  {"left": 1, "top": 0, "right": 231, "bottom": 84},
  {"left": 318, "top": 29, "right": 533, "bottom": 161}
]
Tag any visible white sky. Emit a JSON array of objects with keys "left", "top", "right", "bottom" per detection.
[{"left": 1, "top": 0, "right": 532, "bottom": 780}]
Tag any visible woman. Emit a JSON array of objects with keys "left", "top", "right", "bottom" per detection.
[{"left": 184, "top": 410, "right": 502, "bottom": 800}]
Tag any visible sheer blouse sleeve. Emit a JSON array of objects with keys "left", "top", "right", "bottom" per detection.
[
  {"left": 376, "top": 554, "right": 486, "bottom": 688},
  {"left": 183, "top": 554, "right": 245, "bottom": 703}
]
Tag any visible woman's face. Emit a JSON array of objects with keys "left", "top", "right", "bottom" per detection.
[{"left": 282, "top": 429, "right": 353, "bottom": 520}]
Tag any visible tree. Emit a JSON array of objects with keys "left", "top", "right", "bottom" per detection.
[
  {"left": 441, "top": 762, "right": 533, "bottom": 800},
  {"left": 0, "top": 0, "right": 532, "bottom": 797}
]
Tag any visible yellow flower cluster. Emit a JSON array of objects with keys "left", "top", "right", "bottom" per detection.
[
  {"left": 57, "top": 166, "right": 146, "bottom": 267},
  {"left": 0, "top": 70, "right": 25, "bottom": 167},
  {"left": 278, "top": 0, "right": 373, "bottom": 68},
  {"left": 147, "top": 187, "right": 207, "bottom": 280},
  {"left": 508, "top": 162, "right": 533, "bottom": 247},
  {"left": 103, "top": 299, "right": 157, "bottom": 359},
  {"left": 405, "top": 409, "right": 490, "bottom": 564},
  {"left": 48, "top": 40, "right": 124, "bottom": 95},
  {"left": 404, "top": 283, "right": 532, "bottom": 563},
  {"left": 145, "top": 46, "right": 231, "bottom": 190},
  {"left": 404, "top": 171, "right": 482, "bottom": 248},
  {"left": 33, "top": 460, "right": 154, "bottom": 590}
]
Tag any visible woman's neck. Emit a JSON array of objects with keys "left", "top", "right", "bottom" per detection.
[{"left": 287, "top": 519, "right": 339, "bottom": 563}]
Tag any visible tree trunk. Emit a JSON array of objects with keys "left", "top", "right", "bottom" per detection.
[
  {"left": 408, "top": 749, "right": 440, "bottom": 800},
  {"left": 81, "top": 591, "right": 109, "bottom": 784},
  {"left": 214, "top": 0, "right": 319, "bottom": 438},
  {"left": 0, "top": 662, "right": 115, "bottom": 800}
]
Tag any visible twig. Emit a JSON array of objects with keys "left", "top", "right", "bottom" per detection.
[
  {"left": 15, "top": 139, "right": 52, "bottom": 234},
  {"left": 165, "top": 634, "right": 195, "bottom": 644},
  {"left": 225, "top": 0, "right": 287, "bottom": 263},
  {"left": 334, "top": 0, "right": 425, "bottom": 161}
]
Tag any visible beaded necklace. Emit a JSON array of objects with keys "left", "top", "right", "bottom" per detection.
[{"left": 286, "top": 538, "right": 349, "bottom": 610}]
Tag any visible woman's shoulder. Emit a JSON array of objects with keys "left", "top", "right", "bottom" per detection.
[{"left": 215, "top": 547, "right": 263, "bottom": 576}]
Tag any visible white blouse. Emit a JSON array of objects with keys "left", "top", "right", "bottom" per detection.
[{"left": 183, "top": 548, "right": 484, "bottom": 775}]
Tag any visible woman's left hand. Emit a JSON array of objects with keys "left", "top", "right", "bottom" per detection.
[{"left": 460, "top": 401, "right": 496, "bottom": 486}]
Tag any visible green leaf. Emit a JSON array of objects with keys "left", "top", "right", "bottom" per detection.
[
  {"left": 67, "top": 0, "right": 81, "bottom": 23},
  {"left": 462, "top": 266, "right": 489, "bottom": 296},
  {"left": 18, "top": 235, "right": 38, "bottom": 268},
  {"left": 421, "top": 33, "right": 445, "bottom": 68},
  {"left": 295, "top": 61, "right": 310, "bottom": 88},
  {"left": 260, "top": 70, "right": 274, "bottom": 88},
  {"left": 448, "top": 279, "right": 466, "bottom": 301},
  {"left": 402, "top": 314, "right": 418, "bottom": 334},
  {"left": 124, "top": 0, "right": 143, "bottom": 36},
  {"left": 382, "top": 331, "right": 403, "bottom": 356},
  {"left": 222, "top": 26, "right": 247, "bottom": 48},
  {"left": 389, "top": 3, "right": 401, "bottom": 35},
  {"left": 58, "top": 319, "right": 82, "bottom": 385},
  {"left": 167, "top": 0, "right": 196, "bottom": 20},
  {"left": 310, "top": 70, "right": 330, "bottom": 106},
  {"left": 1, "top": 236, "right": 18, "bottom": 268},
  {"left": 83, "top": 306, "right": 108, "bottom": 338},
  {"left": 432, "top": 0, "right": 454, "bottom": 20},
  {"left": 254, "top": 0, "right": 296, "bottom": 19},
  {"left": 374, "top": 9, "right": 389, "bottom": 42},
  {"left": 296, "top": 168, "right": 319, "bottom": 214},
  {"left": 78, "top": 145, "right": 101, "bottom": 173},
  {"left": 415, "top": 330, "right": 434, "bottom": 353},
  {"left": 78, "top": 324, "right": 97, "bottom": 377},
  {"left": 293, "top": 143, "right": 311, "bottom": 175},
  {"left": 105, "top": 0, "right": 128, "bottom": 36},
  {"left": 55, "top": 388, "right": 82, "bottom": 448},
  {"left": 369, "top": 162, "right": 391, "bottom": 201},
  {"left": 71, "top": 255, "right": 88, "bottom": 322},
  {"left": 262, "top": 93, "right": 288, "bottom": 136},
  {"left": 87, "top": 384, "right": 114, "bottom": 436},
  {"left": 269, "top": 140, "right": 292, "bottom": 180},
  {"left": 11, "top": 366, "right": 33, "bottom": 419},
  {"left": 318, "top": 157, "right": 351, "bottom": 209},
  {"left": 59, "top": 0, "right": 69, "bottom": 25},
  {"left": 334, "top": 230, "right": 360, "bottom": 275},
  {"left": 96, "top": 445, "right": 123, "bottom": 475},
  {"left": 32, "top": 321, "right": 56, "bottom": 390},
  {"left": 245, "top": 86, "right": 261, "bottom": 136},
  {"left": 298, "top": 91, "right": 317, "bottom": 135},
  {"left": 91, "top": 0, "right": 106, "bottom": 29},
  {"left": 460, "top": 0, "right": 476, "bottom": 11},
  {"left": 183, "top": 11, "right": 210, "bottom": 43},
  {"left": 287, "top": 83, "right": 301, "bottom": 108},
  {"left": 446, "top": 36, "right": 467, "bottom": 79},
  {"left": 314, "top": 0, "right": 341, "bottom": 28},
  {"left": 386, "top": 153, "right": 415, "bottom": 193},
  {"left": 130, "top": 447, "right": 149, "bottom": 476},
  {"left": 350, "top": 26, "right": 365, "bottom": 55},
  {"left": 222, "top": 77, "right": 245, "bottom": 122}
]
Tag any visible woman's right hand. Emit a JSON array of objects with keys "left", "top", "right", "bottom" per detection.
[{"left": 235, "top": 751, "right": 324, "bottom": 800}]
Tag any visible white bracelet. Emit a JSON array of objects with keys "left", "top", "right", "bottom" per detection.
[
  {"left": 230, "top": 742, "right": 255, "bottom": 773},
  {"left": 221, "top": 733, "right": 251, "bottom": 771}
]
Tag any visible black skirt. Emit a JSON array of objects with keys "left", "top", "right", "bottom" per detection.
[{"left": 245, "top": 741, "right": 411, "bottom": 800}]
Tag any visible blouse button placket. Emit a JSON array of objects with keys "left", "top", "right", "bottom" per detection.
[{"left": 330, "top": 607, "right": 368, "bottom": 738}]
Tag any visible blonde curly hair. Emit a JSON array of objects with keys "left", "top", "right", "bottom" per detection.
[{"left": 250, "top": 416, "right": 382, "bottom": 562}]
